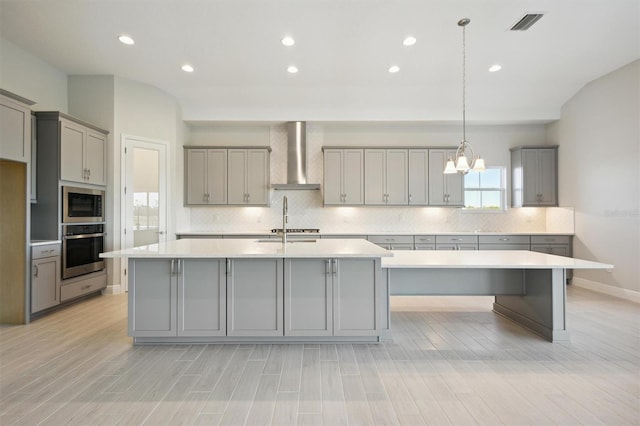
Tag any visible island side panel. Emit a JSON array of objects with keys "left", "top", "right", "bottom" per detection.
[
  {"left": 227, "top": 258, "right": 284, "bottom": 337},
  {"left": 493, "top": 268, "right": 568, "bottom": 342}
]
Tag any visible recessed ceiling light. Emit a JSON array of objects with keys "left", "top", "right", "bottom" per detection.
[
  {"left": 287, "top": 65, "right": 298, "bottom": 74},
  {"left": 388, "top": 65, "right": 400, "bottom": 73},
  {"left": 282, "top": 36, "right": 295, "bottom": 46},
  {"left": 489, "top": 64, "right": 502, "bottom": 72},
  {"left": 118, "top": 35, "right": 135, "bottom": 45},
  {"left": 182, "top": 64, "right": 194, "bottom": 73},
  {"left": 403, "top": 36, "right": 417, "bottom": 46}
]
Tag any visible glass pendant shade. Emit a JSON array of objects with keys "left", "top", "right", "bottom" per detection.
[
  {"left": 473, "top": 157, "right": 486, "bottom": 172},
  {"left": 455, "top": 155, "right": 470, "bottom": 172},
  {"left": 444, "top": 159, "right": 457, "bottom": 174}
]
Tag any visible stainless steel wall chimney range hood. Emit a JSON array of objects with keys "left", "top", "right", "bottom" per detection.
[{"left": 272, "top": 121, "right": 321, "bottom": 190}]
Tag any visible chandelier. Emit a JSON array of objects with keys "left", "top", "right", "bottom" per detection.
[{"left": 444, "top": 18, "right": 486, "bottom": 175}]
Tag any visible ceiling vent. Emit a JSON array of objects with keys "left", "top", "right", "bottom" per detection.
[{"left": 510, "top": 13, "right": 544, "bottom": 31}]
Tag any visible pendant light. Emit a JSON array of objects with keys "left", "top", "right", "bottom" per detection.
[{"left": 444, "top": 18, "right": 486, "bottom": 175}]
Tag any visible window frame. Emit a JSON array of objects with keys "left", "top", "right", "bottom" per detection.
[{"left": 462, "top": 166, "right": 507, "bottom": 213}]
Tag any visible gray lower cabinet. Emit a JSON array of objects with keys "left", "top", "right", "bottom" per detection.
[
  {"left": 435, "top": 235, "right": 478, "bottom": 250},
  {"left": 31, "top": 243, "right": 61, "bottom": 313},
  {"left": 284, "top": 259, "right": 333, "bottom": 336},
  {"left": 285, "top": 258, "right": 379, "bottom": 337},
  {"left": 333, "top": 258, "right": 379, "bottom": 336},
  {"left": 227, "top": 258, "right": 283, "bottom": 336},
  {"left": 128, "top": 258, "right": 225, "bottom": 337},
  {"left": 367, "top": 235, "right": 414, "bottom": 250}
]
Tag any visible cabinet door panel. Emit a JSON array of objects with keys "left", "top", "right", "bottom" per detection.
[
  {"left": 386, "top": 150, "right": 408, "bottom": 205},
  {"left": 408, "top": 149, "right": 428, "bottom": 205},
  {"left": 428, "top": 150, "right": 447, "bottom": 205},
  {"left": 343, "top": 150, "right": 364, "bottom": 204},
  {"left": 31, "top": 257, "right": 60, "bottom": 313},
  {"left": 284, "top": 259, "right": 332, "bottom": 336},
  {"left": 186, "top": 149, "right": 208, "bottom": 204},
  {"left": 129, "top": 259, "right": 176, "bottom": 337},
  {"left": 364, "top": 149, "right": 386, "bottom": 205},
  {"left": 334, "top": 259, "right": 377, "bottom": 336},
  {"left": 85, "top": 131, "right": 106, "bottom": 185},
  {"left": 178, "top": 259, "right": 225, "bottom": 336},
  {"left": 227, "top": 259, "right": 283, "bottom": 336},
  {"left": 323, "top": 149, "right": 343, "bottom": 205},
  {"left": 0, "top": 99, "right": 30, "bottom": 162},
  {"left": 207, "top": 149, "right": 228, "bottom": 204},
  {"left": 227, "top": 149, "right": 247, "bottom": 204},
  {"left": 538, "top": 149, "right": 557, "bottom": 205},
  {"left": 60, "top": 121, "right": 85, "bottom": 183},
  {"left": 522, "top": 150, "right": 540, "bottom": 205},
  {"left": 246, "top": 149, "right": 268, "bottom": 205}
]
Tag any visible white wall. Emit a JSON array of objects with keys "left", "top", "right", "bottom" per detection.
[
  {"left": 547, "top": 60, "right": 640, "bottom": 294},
  {"left": 0, "top": 36, "right": 67, "bottom": 111},
  {"left": 183, "top": 122, "right": 564, "bottom": 234}
]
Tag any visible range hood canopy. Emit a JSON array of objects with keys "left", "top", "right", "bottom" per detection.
[{"left": 272, "top": 121, "right": 321, "bottom": 190}]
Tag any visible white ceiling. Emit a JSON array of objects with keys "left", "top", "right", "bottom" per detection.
[{"left": 1, "top": 0, "right": 638, "bottom": 123}]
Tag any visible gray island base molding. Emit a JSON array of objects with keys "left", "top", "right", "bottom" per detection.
[
  {"left": 382, "top": 251, "right": 613, "bottom": 342},
  {"left": 100, "top": 238, "right": 392, "bottom": 344}
]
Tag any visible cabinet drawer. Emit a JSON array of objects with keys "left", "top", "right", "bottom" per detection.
[
  {"left": 435, "top": 235, "right": 478, "bottom": 244},
  {"left": 414, "top": 235, "right": 435, "bottom": 244},
  {"left": 32, "top": 243, "right": 61, "bottom": 259},
  {"left": 61, "top": 274, "right": 106, "bottom": 302},
  {"left": 531, "top": 235, "right": 571, "bottom": 245},
  {"left": 479, "top": 243, "right": 530, "bottom": 251},
  {"left": 367, "top": 235, "right": 413, "bottom": 245},
  {"left": 414, "top": 244, "right": 435, "bottom": 250},
  {"left": 478, "top": 235, "right": 530, "bottom": 245}
]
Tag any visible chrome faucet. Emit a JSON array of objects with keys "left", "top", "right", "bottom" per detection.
[{"left": 282, "top": 195, "right": 288, "bottom": 244}]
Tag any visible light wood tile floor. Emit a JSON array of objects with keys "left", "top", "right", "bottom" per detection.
[{"left": 1, "top": 286, "right": 638, "bottom": 425}]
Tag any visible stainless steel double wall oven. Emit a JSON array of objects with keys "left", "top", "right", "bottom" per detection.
[{"left": 61, "top": 186, "right": 105, "bottom": 279}]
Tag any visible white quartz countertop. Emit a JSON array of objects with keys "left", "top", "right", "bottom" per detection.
[
  {"left": 100, "top": 238, "right": 393, "bottom": 259},
  {"left": 176, "top": 231, "right": 574, "bottom": 236},
  {"left": 381, "top": 250, "right": 613, "bottom": 269}
]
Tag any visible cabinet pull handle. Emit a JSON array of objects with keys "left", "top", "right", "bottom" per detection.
[
  {"left": 34, "top": 265, "right": 38, "bottom": 277},
  {"left": 227, "top": 259, "right": 232, "bottom": 275},
  {"left": 409, "top": 194, "right": 412, "bottom": 202},
  {"left": 451, "top": 238, "right": 463, "bottom": 241},
  {"left": 332, "top": 259, "right": 338, "bottom": 275},
  {"left": 385, "top": 238, "right": 395, "bottom": 242},
  {"left": 326, "top": 259, "right": 331, "bottom": 275},
  {"left": 499, "top": 238, "right": 509, "bottom": 241},
  {"left": 81, "top": 285, "right": 91, "bottom": 291},
  {"left": 170, "top": 259, "right": 175, "bottom": 275},
  {"left": 177, "top": 259, "right": 182, "bottom": 275}
]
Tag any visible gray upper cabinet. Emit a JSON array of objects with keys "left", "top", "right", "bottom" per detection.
[
  {"left": 185, "top": 148, "right": 227, "bottom": 205},
  {"left": 428, "top": 149, "right": 464, "bottom": 206},
  {"left": 35, "top": 112, "right": 108, "bottom": 187},
  {"left": 364, "top": 149, "right": 408, "bottom": 205},
  {"left": 323, "top": 148, "right": 364, "bottom": 205},
  {"left": 60, "top": 119, "right": 107, "bottom": 186},
  {"left": 227, "top": 148, "right": 269, "bottom": 205},
  {"left": 0, "top": 90, "right": 34, "bottom": 163},
  {"left": 408, "top": 149, "right": 429, "bottom": 205},
  {"left": 511, "top": 146, "right": 558, "bottom": 207}
]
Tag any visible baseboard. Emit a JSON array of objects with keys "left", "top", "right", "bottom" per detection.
[
  {"left": 102, "top": 284, "right": 122, "bottom": 295},
  {"left": 572, "top": 277, "right": 640, "bottom": 303}
]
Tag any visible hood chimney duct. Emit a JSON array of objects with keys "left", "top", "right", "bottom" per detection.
[{"left": 272, "top": 121, "right": 320, "bottom": 190}]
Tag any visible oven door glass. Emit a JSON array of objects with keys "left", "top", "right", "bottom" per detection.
[{"left": 63, "top": 235, "right": 105, "bottom": 279}]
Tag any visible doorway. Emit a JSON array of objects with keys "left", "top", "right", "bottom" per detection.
[{"left": 121, "top": 136, "right": 168, "bottom": 290}]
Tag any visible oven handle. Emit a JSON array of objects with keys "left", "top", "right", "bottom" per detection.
[{"left": 63, "top": 232, "right": 106, "bottom": 240}]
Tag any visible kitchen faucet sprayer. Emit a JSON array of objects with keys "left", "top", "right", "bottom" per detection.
[{"left": 282, "top": 196, "right": 288, "bottom": 244}]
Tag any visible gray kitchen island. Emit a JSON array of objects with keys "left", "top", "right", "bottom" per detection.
[
  {"left": 101, "top": 238, "right": 392, "bottom": 344},
  {"left": 102, "top": 239, "right": 613, "bottom": 344}
]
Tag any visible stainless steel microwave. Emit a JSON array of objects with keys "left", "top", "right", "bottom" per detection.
[{"left": 62, "top": 186, "right": 105, "bottom": 223}]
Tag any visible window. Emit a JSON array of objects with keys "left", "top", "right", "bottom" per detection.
[{"left": 464, "top": 167, "right": 506, "bottom": 211}]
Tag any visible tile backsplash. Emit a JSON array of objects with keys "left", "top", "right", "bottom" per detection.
[{"left": 186, "top": 124, "right": 574, "bottom": 234}]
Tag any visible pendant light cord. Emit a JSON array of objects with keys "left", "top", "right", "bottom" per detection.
[{"left": 462, "top": 21, "right": 466, "bottom": 143}]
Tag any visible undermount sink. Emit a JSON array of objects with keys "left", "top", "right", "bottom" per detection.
[{"left": 256, "top": 239, "right": 317, "bottom": 243}]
